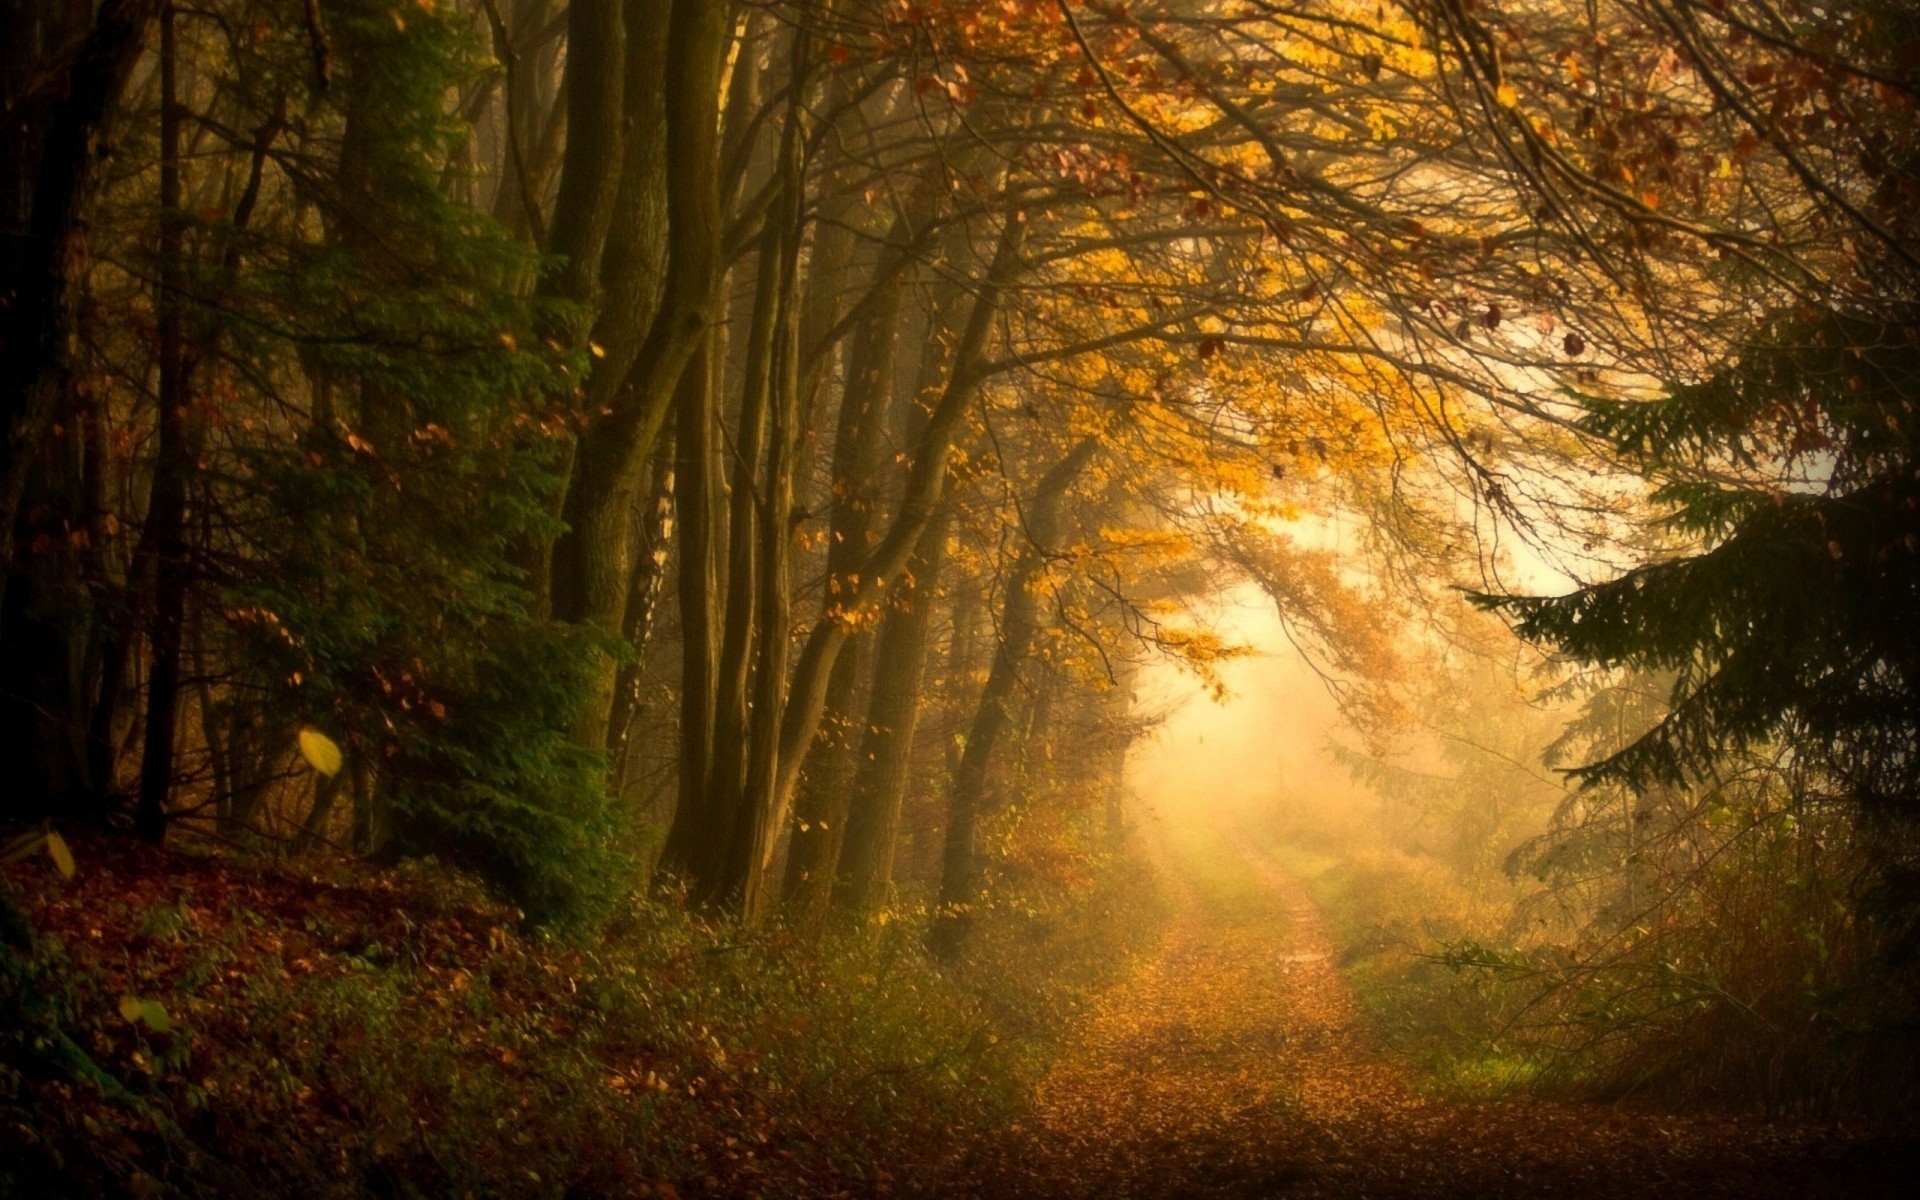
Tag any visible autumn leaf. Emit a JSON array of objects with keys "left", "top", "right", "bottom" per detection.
[
  {"left": 118, "top": 995, "right": 172, "bottom": 1033},
  {"left": 298, "top": 727, "right": 345, "bottom": 777},
  {"left": 2, "top": 826, "right": 75, "bottom": 878},
  {"left": 46, "top": 830, "right": 75, "bottom": 879}
]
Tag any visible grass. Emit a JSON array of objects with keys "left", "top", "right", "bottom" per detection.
[{"left": 1250, "top": 820, "right": 1538, "bottom": 1099}]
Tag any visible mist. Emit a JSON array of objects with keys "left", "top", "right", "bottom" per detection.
[{"left": 1127, "top": 584, "right": 1358, "bottom": 853}]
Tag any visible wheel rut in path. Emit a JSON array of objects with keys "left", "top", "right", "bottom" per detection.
[{"left": 981, "top": 829, "right": 1910, "bottom": 1199}]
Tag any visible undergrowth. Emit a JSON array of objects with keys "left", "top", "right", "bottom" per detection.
[
  {"left": 1261, "top": 771, "right": 1920, "bottom": 1121},
  {"left": 1257, "top": 832, "right": 1535, "bottom": 1099},
  {"left": 0, "top": 828, "right": 1160, "bottom": 1199}
]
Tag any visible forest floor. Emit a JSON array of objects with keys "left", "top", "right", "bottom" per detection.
[
  {"left": 971, "top": 826, "right": 1917, "bottom": 1199},
  {"left": 8, "top": 832, "right": 1918, "bottom": 1198}
]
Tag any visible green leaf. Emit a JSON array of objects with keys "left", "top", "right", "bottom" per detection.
[{"left": 298, "top": 727, "right": 345, "bottom": 777}]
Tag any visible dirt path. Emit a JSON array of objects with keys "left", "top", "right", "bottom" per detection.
[{"left": 980, "top": 833, "right": 1911, "bottom": 1199}]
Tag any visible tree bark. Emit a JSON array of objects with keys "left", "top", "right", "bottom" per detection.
[
  {"left": 607, "top": 424, "right": 678, "bottom": 788},
  {"left": 710, "top": 14, "right": 816, "bottom": 918},
  {"left": 546, "top": 0, "right": 670, "bottom": 722}
]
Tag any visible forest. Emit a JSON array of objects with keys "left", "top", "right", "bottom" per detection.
[{"left": 1, "top": 0, "right": 1917, "bottom": 1195}]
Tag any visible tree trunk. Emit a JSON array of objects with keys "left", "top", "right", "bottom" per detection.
[
  {"left": 781, "top": 272, "right": 908, "bottom": 926},
  {"left": 135, "top": 5, "right": 189, "bottom": 844},
  {"left": 929, "top": 438, "right": 1101, "bottom": 959},
  {"left": 550, "top": 0, "right": 728, "bottom": 743},
  {"left": 546, "top": 0, "right": 669, "bottom": 726},
  {"left": 657, "top": 332, "right": 722, "bottom": 887},
  {"left": 694, "top": 230, "right": 780, "bottom": 906},
  {"left": 542, "top": 0, "right": 625, "bottom": 314},
  {"left": 759, "top": 219, "right": 1028, "bottom": 875},
  {"left": 709, "top": 15, "right": 815, "bottom": 918},
  {"left": 0, "top": 0, "right": 162, "bottom": 624},
  {"left": 608, "top": 426, "right": 678, "bottom": 786},
  {"left": 833, "top": 494, "right": 955, "bottom": 918}
]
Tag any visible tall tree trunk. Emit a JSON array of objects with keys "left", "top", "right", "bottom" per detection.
[
  {"left": 833, "top": 493, "right": 955, "bottom": 918},
  {"left": 0, "top": 0, "right": 162, "bottom": 636},
  {"left": 135, "top": 5, "right": 189, "bottom": 843},
  {"left": 695, "top": 238, "right": 779, "bottom": 905},
  {"left": 551, "top": 0, "right": 728, "bottom": 742},
  {"left": 542, "top": 0, "right": 625, "bottom": 314},
  {"left": 730, "top": 294, "right": 801, "bottom": 921},
  {"left": 547, "top": 0, "right": 670, "bottom": 735},
  {"left": 929, "top": 438, "right": 1101, "bottom": 959},
  {"left": 608, "top": 426, "right": 678, "bottom": 785},
  {"left": 781, "top": 272, "right": 907, "bottom": 926},
  {"left": 759, "top": 219, "right": 1028, "bottom": 873},
  {"left": 522, "top": 0, "right": 625, "bottom": 619},
  {"left": 707, "top": 14, "right": 815, "bottom": 917},
  {"left": 657, "top": 332, "right": 721, "bottom": 886}
]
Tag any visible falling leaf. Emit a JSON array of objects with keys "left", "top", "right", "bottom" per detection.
[
  {"left": 298, "top": 727, "right": 344, "bottom": 777},
  {"left": 45, "top": 830, "right": 75, "bottom": 879},
  {"left": 1495, "top": 83, "right": 1519, "bottom": 108}
]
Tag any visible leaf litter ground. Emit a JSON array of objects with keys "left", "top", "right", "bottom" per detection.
[{"left": 971, "top": 834, "right": 1916, "bottom": 1199}]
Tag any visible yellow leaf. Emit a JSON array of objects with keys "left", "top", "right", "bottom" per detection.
[
  {"left": 298, "top": 727, "right": 344, "bottom": 777},
  {"left": 45, "top": 830, "right": 75, "bottom": 879},
  {"left": 1495, "top": 83, "right": 1519, "bottom": 108},
  {"left": 118, "top": 996, "right": 172, "bottom": 1033}
]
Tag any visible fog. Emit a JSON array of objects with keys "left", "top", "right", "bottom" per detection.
[{"left": 1125, "top": 583, "right": 1364, "bottom": 858}]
